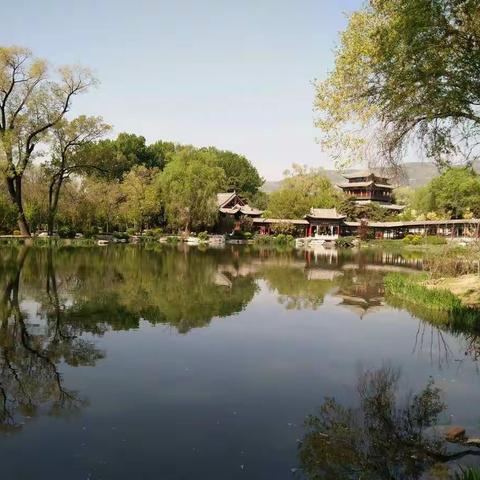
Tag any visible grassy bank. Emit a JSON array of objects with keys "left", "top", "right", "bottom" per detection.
[{"left": 384, "top": 273, "right": 480, "bottom": 329}]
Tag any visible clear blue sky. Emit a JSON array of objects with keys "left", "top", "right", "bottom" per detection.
[{"left": 4, "top": 0, "right": 362, "bottom": 180}]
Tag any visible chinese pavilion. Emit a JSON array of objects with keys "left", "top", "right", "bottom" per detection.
[{"left": 337, "top": 170, "right": 404, "bottom": 212}]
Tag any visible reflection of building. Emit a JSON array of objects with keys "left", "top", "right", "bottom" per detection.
[{"left": 337, "top": 170, "right": 404, "bottom": 213}]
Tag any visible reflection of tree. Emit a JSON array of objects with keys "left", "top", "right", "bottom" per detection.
[
  {"left": 0, "top": 246, "right": 104, "bottom": 432},
  {"left": 298, "top": 366, "right": 480, "bottom": 479},
  {"left": 387, "top": 293, "right": 480, "bottom": 364},
  {"left": 263, "top": 266, "right": 334, "bottom": 309}
]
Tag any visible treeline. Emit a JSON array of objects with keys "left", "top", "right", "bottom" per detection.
[
  {"left": 0, "top": 132, "right": 266, "bottom": 236},
  {"left": 0, "top": 46, "right": 265, "bottom": 237}
]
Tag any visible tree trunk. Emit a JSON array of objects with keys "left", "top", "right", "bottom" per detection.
[
  {"left": 47, "top": 175, "right": 63, "bottom": 236},
  {"left": 6, "top": 176, "right": 30, "bottom": 237}
]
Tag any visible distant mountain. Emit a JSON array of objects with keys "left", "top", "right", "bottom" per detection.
[{"left": 262, "top": 161, "right": 480, "bottom": 192}]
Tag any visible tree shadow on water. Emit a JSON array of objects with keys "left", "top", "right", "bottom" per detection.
[{"left": 298, "top": 365, "right": 480, "bottom": 479}]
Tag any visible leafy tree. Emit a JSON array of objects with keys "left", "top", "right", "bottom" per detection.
[
  {"left": 44, "top": 116, "right": 110, "bottom": 235},
  {"left": 266, "top": 164, "right": 341, "bottom": 218},
  {"left": 203, "top": 147, "right": 264, "bottom": 196},
  {"left": 428, "top": 167, "right": 480, "bottom": 218},
  {"left": 158, "top": 148, "right": 226, "bottom": 232},
  {"left": 315, "top": 0, "right": 480, "bottom": 168},
  {"left": 120, "top": 165, "right": 159, "bottom": 232},
  {"left": 0, "top": 46, "right": 95, "bottom": 235}
]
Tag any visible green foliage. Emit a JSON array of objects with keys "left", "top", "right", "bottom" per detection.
[
  {"left": 267, "top": 164, "right": 341, "bottom": 218},
  {"left": 315, "top": 0, "right": 480, "bottom": 167},
  {"left": 428, "top": 167, "right": 480, "bottom": 218},
  {"left": 158, "top": 148, "right": 226, "bottom": 232},
  {"left": 335, "top": 236, "right": 355, "bottom": 248},
  {"left": 269, "top": 222, "right": 296, "bottom": 235},
  {"left": 384, "top": 272, "right": 480, "bottom": 330},
  {"left": 58, "top": 225, "right": 75, "bottom": 239},
  {"left": 403, "top": 234, "right": 423, "bottom": 245},
  {"left": 120, "top": 165, "right": 160, "bottom": 231},
  {"left": 197, "top": 231, "right": 209, "bottom": 242},
  {"left": 454, "top": 468, "right": 480, "bottom": 480},
  {"left": 166, "top": 235, "right": 180, "bottom": 244},
  {"left": 202, "top": 147, "right": 264, "bottom": 196}
]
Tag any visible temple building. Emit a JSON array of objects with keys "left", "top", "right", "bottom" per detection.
[
  {"left": 337, "top": 170, "right": 404, "bottom": 212},
  {"left": 304, "top": 208, "right": 346, "bottom": 238},
  {"left": 217, "top": 192, "right": 264, "bottom": 218}
]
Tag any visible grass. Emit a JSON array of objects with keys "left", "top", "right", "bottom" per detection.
[
  {"left": 454, "top": 468, "right": 480, "bottom": 480},
  {"left": 384, "top": 272, "right": 480, "bottom": 330}
]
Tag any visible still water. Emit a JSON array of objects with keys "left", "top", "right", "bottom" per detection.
[{"left": 0, "top": 244, "right": 479, "bottom": 479}]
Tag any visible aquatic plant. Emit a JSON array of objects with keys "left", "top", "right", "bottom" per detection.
[
  {"left": 384, "top": 273, "right": 480, "bottom": 331},
  {"left": 454, "top": 468, "right": 480, "bottom": 480}
]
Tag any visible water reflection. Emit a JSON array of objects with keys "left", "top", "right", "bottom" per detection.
[
  {"left": 0, "top": 246, "right": 103, "bottom": 431},
  {"left": 0, "top": 243, "right": 479, "bottom": 442},
  {"left": 298, "top": 365, "right": 480, "bottom": 480}
]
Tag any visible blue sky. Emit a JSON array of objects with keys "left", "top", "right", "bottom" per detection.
[{"left": 4, "top": 0, "right": 362, "bottom": 180}]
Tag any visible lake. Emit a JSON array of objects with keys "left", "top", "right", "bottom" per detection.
[{"left": 0, "top": 244, "right": 479, "bottom": 479}]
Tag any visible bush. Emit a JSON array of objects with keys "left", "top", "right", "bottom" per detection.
[
  {"left": 424, "top": 235, "right": 447, "bottom": 245},
  {"left": 403, "top": 234, "right": 423, "bottom": 245},
  {"left": 113, "top": 231, "right": 129, "bottom": 241},
  {"left": 58, "top": 225, "right": 75, "bottom": 239},
  {"left": 12, "top": 229, "right": 21, "bottom": 236},
  {"left": 336, "top": 236, "right": 355, "bottom": 248},
  {"left": 275, "top": 233, "right": 286, "bottom": 244},
  {"left": 166, "top": 235, "right": 179, "bottom": 244},
  {"left": 423, "top": 244, "right": 480, "bottom": 277},
  {"left": 126, "top": 227, "right": 136, "bottom": 236},
  {"left": 198, "top": 231, "right": 209, "bottom": 242}
]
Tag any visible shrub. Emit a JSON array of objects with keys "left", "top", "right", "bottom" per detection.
[
  {"left": 12, "top": 229, "right": 21, "bottom": 236},
  {"left": 113, "top": 231, "right": 129, "bottom": 240},
  {"left": 166, "top": 235, "right": 179, "bottom": 244},
  {"left": 126, "top": 227, "right": 136, "bottom": 236},
  {"left": 270, "top": 222, "right": 296, "bottom": 235},
  {"left": 254, "top": 234, "right": 275, "bottom": 245},
  {"left": 198, "top": 231, "right": 209, "bottom": 242},
  {"left": 275, "top": 233, "right": 286, "bottom": 244},
  {"left": 336, "top": 236, "right": 355, "bottom": 248},
  {"left": 58, "top": 225, "right": 75, "bottom": 239},
  {"left": 424, "top": 235, "right": 447, "bottom": 245},
  {"left": 403, "top": 234, "right": 423, "bottom": 245}
]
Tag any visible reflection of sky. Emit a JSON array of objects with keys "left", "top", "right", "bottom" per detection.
[{"left": 2, "top": 277, "right": 480, "bottom": 479}]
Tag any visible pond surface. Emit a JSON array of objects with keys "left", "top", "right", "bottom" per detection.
[{"left": 0, "top": 244, "right": 479, "bottom": 479}]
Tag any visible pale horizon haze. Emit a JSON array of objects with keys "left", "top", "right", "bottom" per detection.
[{"left": 3, "top": 0, "right": 363, "bottom": 180}]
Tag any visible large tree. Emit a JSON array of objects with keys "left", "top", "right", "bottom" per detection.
[
  {"left": 266, "top": 164, "right": 341, "bottom": 219},
  {"left": 0, "top": 46, "right": 95, "bottom": 235},
  {"left": 158, "top": 148, "right": 226, "bottom": 233},
  {"left": 315, "top": 0, "right": 480, "bottom": 168},
  {"left": 120, "top": 165, "right": 159, "bottom": 232},
  {"left": 202, "top": 147, "right": 264, "bottom": 197},
  {"left": 45, "top": 116, "right": 110, "bottom": 235}
]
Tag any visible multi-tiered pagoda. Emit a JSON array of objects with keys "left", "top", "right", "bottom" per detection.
[{"left": 337, "top": 170, "right": 404, "bottom": 212}]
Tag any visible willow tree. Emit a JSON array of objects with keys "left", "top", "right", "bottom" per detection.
[
  {"left": 0, "top": 46, "right": 96, "bottom": 235},
  {"left": 158, "top": 148, "right": 226, "bottom": 233},
  {"left": 315, "top": 0, "right": 480, "bottom": 169}
]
